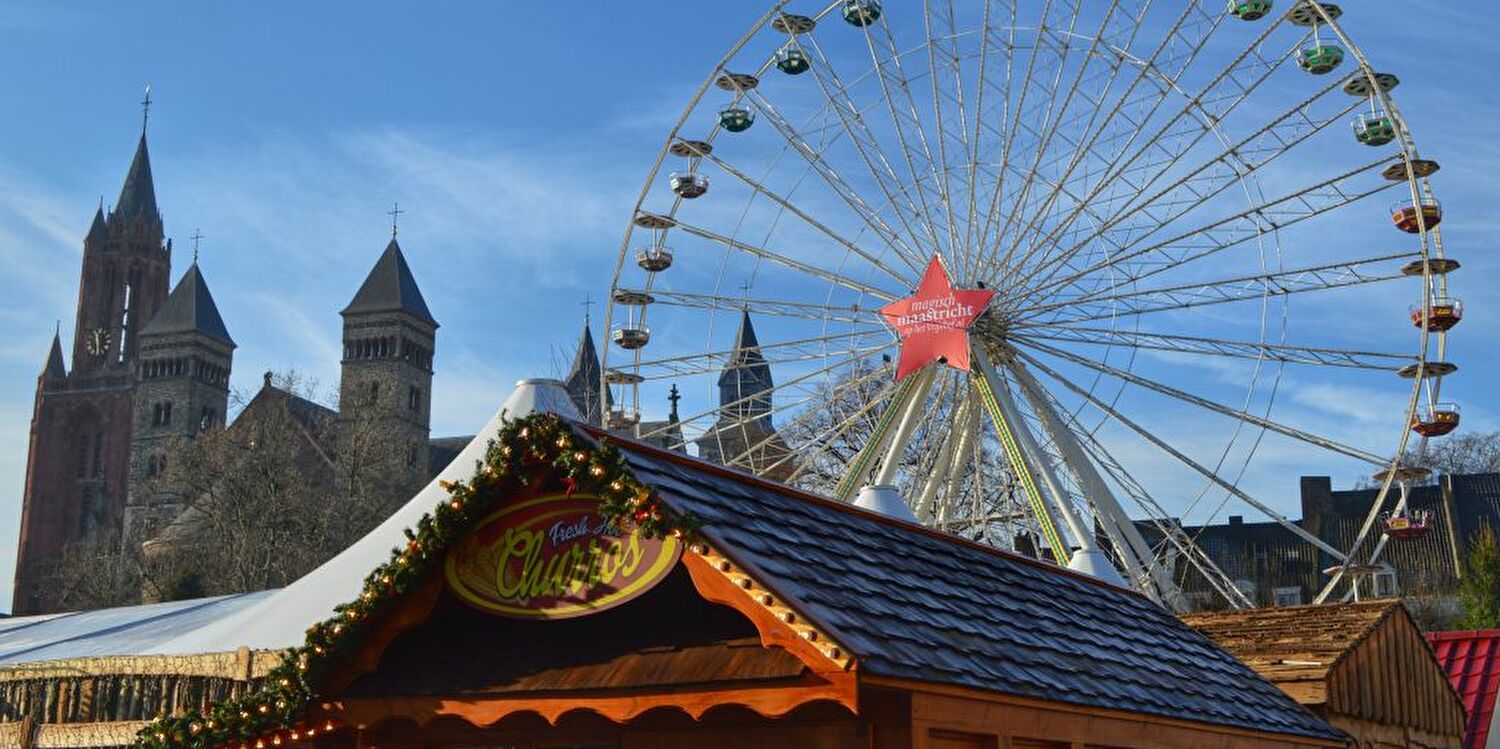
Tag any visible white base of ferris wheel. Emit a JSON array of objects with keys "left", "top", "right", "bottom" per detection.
[{"left": 1066, "top": 548, "right": 1129, "bottom": 588}]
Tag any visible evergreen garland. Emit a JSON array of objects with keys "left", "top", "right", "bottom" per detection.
[{"left": 135, "top": 413, "right": 694, "bottom": 749}]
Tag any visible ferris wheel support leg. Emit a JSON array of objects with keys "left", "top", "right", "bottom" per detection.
[
  {"left": 873, "top": 365, "right": 938, "bottom": 487},
  {"left": 973, "top": 348, "right": 1082, "bottom": 563},
  {"left": 833, "top": 369, "right": 926, "bottom": 502},
  {"left": 914, "top": 389, "right": 973, "bottom": 521},
  {"left": 1006, "top": 358, "right": 1183, "bottom": 609},
  {"left": 937, "top": 398, "right": 980, "bottom": 526}
]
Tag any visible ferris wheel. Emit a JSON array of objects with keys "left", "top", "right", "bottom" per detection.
[{"left": 601, "top": 0, "right": 1457, "bottom": 609}]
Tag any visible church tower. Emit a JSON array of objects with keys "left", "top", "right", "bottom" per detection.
[
  {"left": 124, "top": 262, "right": 235, "bottom": 540},
  {"left": 13, "top": 116, "right": 173, "bottom": 614},
  {"left": 695, "top": 311, "right": 793, "bottom": 480},
  {"left": 337, "top": 236, "right": 437, "bottom": 497},
  {"left": 564, "top": 318, "right": 610, "bottom": 425}
]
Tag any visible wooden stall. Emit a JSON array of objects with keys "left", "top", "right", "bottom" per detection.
[
  {"left": 1185, "top": 602, "right": 1466, "bottom": 749},
  {"left": 9, "top": 415, "right": 1348, "bottom": 749}
]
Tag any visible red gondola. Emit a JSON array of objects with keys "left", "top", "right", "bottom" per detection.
[
  {"left": 1410, "top": 299, "right": 1462, "bottom": 331},
  {"left": 1411, "top": 403, "right": 1460, "bottom": 437},
  {"left": 1382, "top": 509, "right": 1432, "bottom": 539},
  {"left": 1391, "top": 200, "right": 1442, "bottom": 233}
]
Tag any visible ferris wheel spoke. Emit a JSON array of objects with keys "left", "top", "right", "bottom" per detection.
[
  {"left": 1027, "top": 378, "right": 1250, "bottom": 608},
  {"left": 861, "top": 10, "right": 951, "bottom": 256},
  {"left": 624, "top": 328, "right": 892, "bottom": 379},
  {"left": 922, "top": 0, "right": 977, "bottom": 264},
  {"left": 1015, "top": 348, "right": 1351, "bottom": 562},
  {"left": 979, "top": 2, "right": 1224, "bottom": 279},
  {"left": 953, "top": 2, "right": 1013, "bottom": 277},
  {"left": 1076, "top": 25, "right": 1305, "bottom": 228},
  {"left": 972, "top": 0, "right": 1079, "bottom": 278},
  {"left": 1019, "top": 339, "right": 1387, "bottom": 466},
  {"left": 697, "top": 362, "right": 899, "bottom": 475},
  {"left": 654, "top": 349, "right": 883, "bottom": 445},
  {"left": 800, "top": 33, "right": 940, "bottom": 257},
  {"left": 1023, "top": 155, "right": 1403, "bottom": 304},
  {"left": 641, "top": 289, "right": 887, "bottom": 324},
  {"left": 998, "top": 13, "right": 1296, "bottom": 285},
  {"left": 669, "top": 218, "right": 896, "bottom": 299},
  {"left": 780, "top": 363, "right": 902, "bottom": 484},
  {"left": 1018, "top": 251, "right": 1418, "bottom": 324},
  {"left": 698, "top": 148, "right": 914, "bottom": 285},
  {"left": 1012, "top": 82, "right": 1362, "bottom": 295},
  {"left": 988, "top": 0, "right": 1133, "bottom": 277},
  {"left": 742, "top": 91, "right": 925, "bottom": 273},
  {"left": 1014, "top": 325, "right": 1414, "bottom": 371}
]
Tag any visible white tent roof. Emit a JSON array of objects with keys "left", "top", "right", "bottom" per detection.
[{"left": 145, "top": 379, "right": 582, "bottom": 654}]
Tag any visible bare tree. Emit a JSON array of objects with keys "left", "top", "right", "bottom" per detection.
[
  {"left": 53, "top": 370, "right": 425, "bottom": 608},
  {"left": 780, "top": 363, "right": 1021, "bottom": 543},
  {"left": 1405, "top": 430, "right": 1500, "bottom": 480}
]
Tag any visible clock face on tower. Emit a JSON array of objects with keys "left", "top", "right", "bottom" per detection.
[{"left": 86, "top": 327, "right": 112, "bottom": 358}]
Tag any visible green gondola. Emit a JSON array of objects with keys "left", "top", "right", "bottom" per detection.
[
  {"left": 719, "top": 107, "right": 755, "bottom": 133},
  {"left": 843, "top": 0, "right": 881, "bottom": 27},
  {"left": 1354, "top": 115, "right": 1396, "bottom": 146},
  {"left": 1298, "top": 45, "right": 1344, "bottom": 74},
  {"left": 1229, "top": 0, "right": 1273, "bottom": 20},
  {"left": 777, "top": 48, "right": 810, "bottom": 75}
]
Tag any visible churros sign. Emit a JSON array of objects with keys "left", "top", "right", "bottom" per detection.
[{"left": 445, "top": 494, "right": 681, "bottom": 619}]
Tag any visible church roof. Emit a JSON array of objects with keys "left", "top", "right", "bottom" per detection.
[
  {"left": 340, "top": 238, "right": 437, "bottom": 326},
  {"left": 718, "top": 310, "right": 772, "bottom": 388},
  {"left": 113, "top": 134, "right": 159, "bottom": 223},
  {"left": 139, "top": 263, "right": 235, "bottom": 346},
  {"left": 87, "top": 205, "right": 108, "bottom": 243},
  {"left": 564, "top": 321, "right": 611, "bottom": 421},
  {"left": 42, "top": 330, "right": 66, "bottom": 380}
]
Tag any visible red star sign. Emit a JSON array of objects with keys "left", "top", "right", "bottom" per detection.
[{"left": 880, "top": 255, "right": 995, "bottom": 381}]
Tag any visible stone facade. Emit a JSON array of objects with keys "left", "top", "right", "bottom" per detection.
[
  {"left": 12, "top": 122, "right": 448, "bottom": 615},
  {"left": 13, "top": 133, "right": 172, "bottom": 614}
]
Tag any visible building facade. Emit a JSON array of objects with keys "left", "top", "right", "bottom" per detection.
[
  {"left": 1139, "top": 473, "right": 1500, "bottom": 609},
  {"left": 12, "top": 119, "right": 450, "bottom": 615},
  {"left": 13, "top": 131, "right": 172, "bottom": 614}
]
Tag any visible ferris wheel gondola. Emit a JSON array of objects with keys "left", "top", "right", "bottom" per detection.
[{"left": 602, "top": 0, "right": 1458, "bottom": 609}]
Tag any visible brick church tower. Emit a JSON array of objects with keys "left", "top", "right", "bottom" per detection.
[{"left": 13, "top": 123, "right": 173, "bottom": 614}]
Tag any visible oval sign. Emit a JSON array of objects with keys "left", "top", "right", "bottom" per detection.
[{"left": 445, "top": 493, "right": 681, "bottom": 619}]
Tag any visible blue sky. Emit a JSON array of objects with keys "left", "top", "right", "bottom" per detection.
[{"left": 2, "top": 3, "right": 1498, "bottom": 607}]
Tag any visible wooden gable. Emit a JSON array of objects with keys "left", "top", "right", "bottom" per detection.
[{"left": 1186, "top": 602, "right": 1466, "bottom": 747}]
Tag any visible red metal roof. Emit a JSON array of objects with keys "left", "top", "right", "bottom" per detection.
[{"left": 1428, "top": 630, "right": 1500, "bottom": 749}]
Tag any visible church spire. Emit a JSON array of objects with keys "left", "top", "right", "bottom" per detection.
[
  {"left": 86, "top": 201, "right": 107, "bottom": 244},
  {"left": 718, "top": 310, "right": 774, "bottom": 419},
  {"left": 41, "top": 327, "right": 66, "bottom": 383},
  {"left": 113, "top": 132, "right": 160, "bottom": 224},
  {"left": 139, "top": 263, "right": 235, "bottom": 346},
  {"left": 341, "top": 238, "right": 438, "bottom": 327},
  {"left": 564, "top": 315, "right": 611, "bottom": 424}
]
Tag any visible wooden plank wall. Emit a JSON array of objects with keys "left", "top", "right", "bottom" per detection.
[
  {"left": 901, "top": 687, "right": 1343, "bottom": 749},
  {"left": 1328, "top": 610, "right": 1465, "bottom": 743}
]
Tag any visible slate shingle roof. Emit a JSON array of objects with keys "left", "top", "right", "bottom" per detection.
[
  {"left": 140, "top": 263, "right": 235, "bottom": 345},
  {"left": 341, "top": 238, "right": 437, "bottom": 326},
  {"left": 596, "top": 428, "right": 1343, "bottom": 741}
]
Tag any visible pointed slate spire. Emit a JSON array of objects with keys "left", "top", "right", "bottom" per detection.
[
  {"left": 42, "top": 328, "right": 67, "bottom": 382},
  {"left": 341, "top": 238, "right": 438, "bottom": 326},
  {"left": 719, "top": 310, "right": 774, "bottom": 418},
  {"left": 114, "top": 134, "right": 160, "bottom": 223},
  {"left": 564, "top": 319, "right": 612, "bottom": 423},
  {"left": 86, "top": 202, "right": 108, "bottom": 243},
  {"left": 139, "top": 263, "right": 235, "bottom": 346}
]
